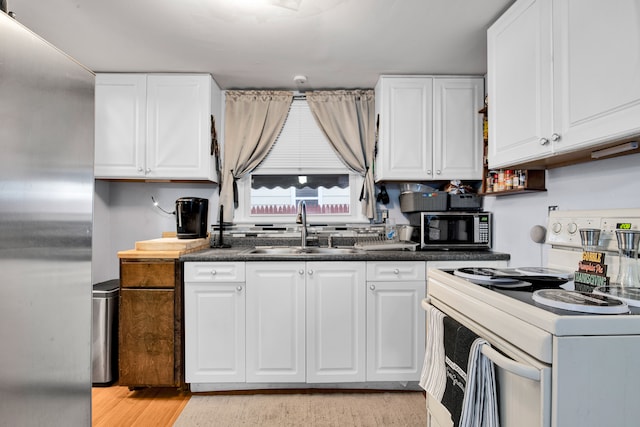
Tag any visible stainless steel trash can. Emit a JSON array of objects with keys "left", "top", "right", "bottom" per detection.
[{"left": 92, "top": 280, "right": 119, "bottom": 385}]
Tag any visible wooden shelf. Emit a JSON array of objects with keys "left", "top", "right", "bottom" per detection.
[
  {"left": 480, "top": 187, "right": 547, "bottom": 196},
  {"left": 480, "top": 169, "right": 546, "bottom": 196}
]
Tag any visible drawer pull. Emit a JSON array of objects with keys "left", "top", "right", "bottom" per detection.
[
  {"left": 394, "top": 269, "right": 400, "bottom": 275},
  {"left": 210, "top": 270, "right": 217, "bottom": 275},
  {"left": 370, "top": 285, "right": 376, "bottom": 291},
  {"left": 236, "top": 286, "right": 243, "bottom": 292}
]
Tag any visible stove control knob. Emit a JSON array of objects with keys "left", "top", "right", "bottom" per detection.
[
  {"left": 568, "top": 222, "right": 578, "bottom": 234},
  {"left": 551, "top": 222, "right": 562, "bottom": 234}
]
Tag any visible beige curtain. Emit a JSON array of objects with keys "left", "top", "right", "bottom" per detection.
[
  {"left": 220, "top": 90, "right": 293, "bottom": 221},
  {"left": 306, "top": 90, "right": 376, "bottom": 219}
]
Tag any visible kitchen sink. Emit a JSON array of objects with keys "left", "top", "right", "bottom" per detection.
[{"left": 242, "top": 246, "right": 364, "bottom": 255}]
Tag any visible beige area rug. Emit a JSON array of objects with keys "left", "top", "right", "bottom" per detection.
[{"left": 173, "top": 391, "right": 426, "bottom": 426}]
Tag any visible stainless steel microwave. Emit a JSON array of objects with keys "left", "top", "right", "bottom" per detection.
[{"left": 415, "top": 211, "right": 492, "bottom": 250}]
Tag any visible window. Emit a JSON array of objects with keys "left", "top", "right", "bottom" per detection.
[{"left": 234, "top": 99, "right": 367, "bottom": 223}]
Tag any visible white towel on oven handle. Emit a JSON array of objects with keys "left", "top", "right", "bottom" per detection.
[
  {"left": 459, "top": 338, "right": 500, "bottom": 427},
  {"left": 419, "top": 301, "right": 446, "bottom": 400}
]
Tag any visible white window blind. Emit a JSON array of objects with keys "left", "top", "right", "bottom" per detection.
[{"left": 258, "top": 99, "right": 346, "bottom": 171}]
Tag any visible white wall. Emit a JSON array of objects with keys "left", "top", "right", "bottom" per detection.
[
  {"left": 92, "top": 152, "right": 640, "bottom": 282},
  {"left": 92, "top": 181, "right": 219, "bottom": 282},
  {"left": 484, "top": 152, "right": 640, "bottom": 267},
  {"left": 379, "top": 152, "right": 640, "bottom": 267}
]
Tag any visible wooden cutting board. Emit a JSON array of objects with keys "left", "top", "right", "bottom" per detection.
[{"left": 134, "top": 237, "right": 209, "bottom": 251}]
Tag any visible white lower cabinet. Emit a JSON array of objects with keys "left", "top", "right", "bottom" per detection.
[
  {"left": 366, "top": 261, "right": 426, "bottom": 381},
  {"left": 245, "top": 262, "right": 306, "bottom": 383},
  {"left": 184, "top": 259, "right": 436, "bottom": 388},
  {"left": 184, "top": 262, "right": 246, "bottom": 383},
  {"left": 306, "top": 262, "right": 366, "bottom": 383},
  {"left": 245, "top": 261, "right": 366, "bottom": 383}
]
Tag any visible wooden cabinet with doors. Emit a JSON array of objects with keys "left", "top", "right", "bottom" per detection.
[{"left": 118, "top": 258, "right": 183, "bottom": 388}]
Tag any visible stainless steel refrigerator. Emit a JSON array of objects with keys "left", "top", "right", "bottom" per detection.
[{"left": 0, "top": 12, "right": 94, "bottom": 426}]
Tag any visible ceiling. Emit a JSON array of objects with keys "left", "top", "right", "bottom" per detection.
[{"left": 7, "top": 0, "right": 514, "bottom": 90}]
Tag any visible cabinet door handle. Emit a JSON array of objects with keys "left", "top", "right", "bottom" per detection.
[
  {"left": 436, "top": 170, "right": 441, "bottom": 175},
  {"left": 210, "top": 270, "right": 217, "bottom": 275},
  {"left": 427, "top": 169, "right": 432, "bottom": 175},
  {"left": 236, "top": 286, "right": 243, "bottom": 292},
  {"left": 145, "top": 168, "right": 151, "bottom": 174},
  {"left": 393, "top": 269, "right": 400, "bottom": 275},
  {"left": 551, "top": 133, "right": 561, "bottom": 142},
  {"left": 137, "top": 167, "right": 144, "bottom": 172},
  {"left": 298, "top": 269, "right": 305, "bottom": 275},
  {"left": 539, "top": 137, "right": 549, "bottom": 146},
  {"left": 370, "top": 285, "right": 376, "bottom": 291},
  {"left": 307, "top": 269, "right": 314, "bottom": 276}
]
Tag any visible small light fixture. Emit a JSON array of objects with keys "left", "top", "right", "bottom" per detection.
[
  {"left": 590, "top": 141, "right": 639, "bottom": 159},
  {"left": 293, "top": 75, "right": 307, "bottom": 85},
  {"left": 270, "top": 0, "right": 302, "bottom": 11}
]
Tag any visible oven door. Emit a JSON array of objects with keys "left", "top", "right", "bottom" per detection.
[{"left": 422, "top": 299, "right": 552, "bottom": 427}]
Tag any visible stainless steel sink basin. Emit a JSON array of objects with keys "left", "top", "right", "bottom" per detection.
[
  {"left": 303, "top": 247, "right": 363, "bottom": 254},
  {"left": 242, "top": 246, "right": 363, "bottom": 255},
  {"left": 244, "top": 247, "right": 302, "bottom": 255}
]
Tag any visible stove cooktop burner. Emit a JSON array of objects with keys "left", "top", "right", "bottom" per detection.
[
  {"left": 532, "top": 289, "right": 630, "bottom": 314},
  {"left": 594, "top": 286, "right": 640, "bottom": 307},
  {"left": 453, "top": 267, "right": 571, "bottom": 288},
  {"left": 514, "top": 267, "right": 573, "bottom": 278}
]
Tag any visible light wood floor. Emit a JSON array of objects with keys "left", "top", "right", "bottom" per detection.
[{"left": 92, "top": 385, "right": 191, "bottom": 427}]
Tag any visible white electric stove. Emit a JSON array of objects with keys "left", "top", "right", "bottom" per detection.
[{"left": 425, "top": 208, "right": 640, "bottom": 427}]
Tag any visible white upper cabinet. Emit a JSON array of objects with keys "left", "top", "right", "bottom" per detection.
[
  {"left": 95, "top": 73, "right": 220, "bottom": 181},
  {"left": 552, "top": 0, "right": 640, "bottom": 150},
  {"left": 375, "top": 75, "right": 484, "bottom": 182},
  {"left": 487, "top": 0, "right": 553, "bottom": 168},
  {"left": 375, "top": 76, "right": 433, "bottom": 181},
  {"left": 434, "top": 78, "right": 485, "bottom": 180},
  {"left": 94, "top": 74, "right": 148, "bottom": 179},
  {"left": 488, "top": 0, "right": 640, "bottom": 169}
]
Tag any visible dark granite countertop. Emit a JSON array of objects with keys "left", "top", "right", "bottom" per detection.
[{"left": 180, "top": 246, "right": 510, "bottom": 263}]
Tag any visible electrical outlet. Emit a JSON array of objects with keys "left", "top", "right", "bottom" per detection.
[{"left": 548, "top": 205, "right": 558, "bottom": 212}]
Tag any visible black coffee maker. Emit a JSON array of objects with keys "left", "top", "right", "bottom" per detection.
[{"left": 176, "top": 197, "right": 208, "bottom": 239}]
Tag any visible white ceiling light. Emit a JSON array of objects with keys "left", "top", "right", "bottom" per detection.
[
  {"left": 293, "top": 75, "right": 307, "bottom": 85},
  {"left": 269, "top": 0, "right": 302, "bottom": 11},
  {"left": 233, "top": 0, "right": 302, "bottom": 11}
]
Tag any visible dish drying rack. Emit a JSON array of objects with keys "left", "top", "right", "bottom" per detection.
[{"left": 354, "top": 234, "right": 419, "bottom": 251}]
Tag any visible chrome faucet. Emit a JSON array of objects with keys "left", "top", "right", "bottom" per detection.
[{"left": 296, "top": 200, "right": 308, "bottom": 248}]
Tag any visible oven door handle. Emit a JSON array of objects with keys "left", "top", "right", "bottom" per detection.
[
  {"left": 481, "top": 344, "right": 541, "bottom": 381},
  {"left": 422, "top": 298, "right": 541, "bottom": 382}
]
